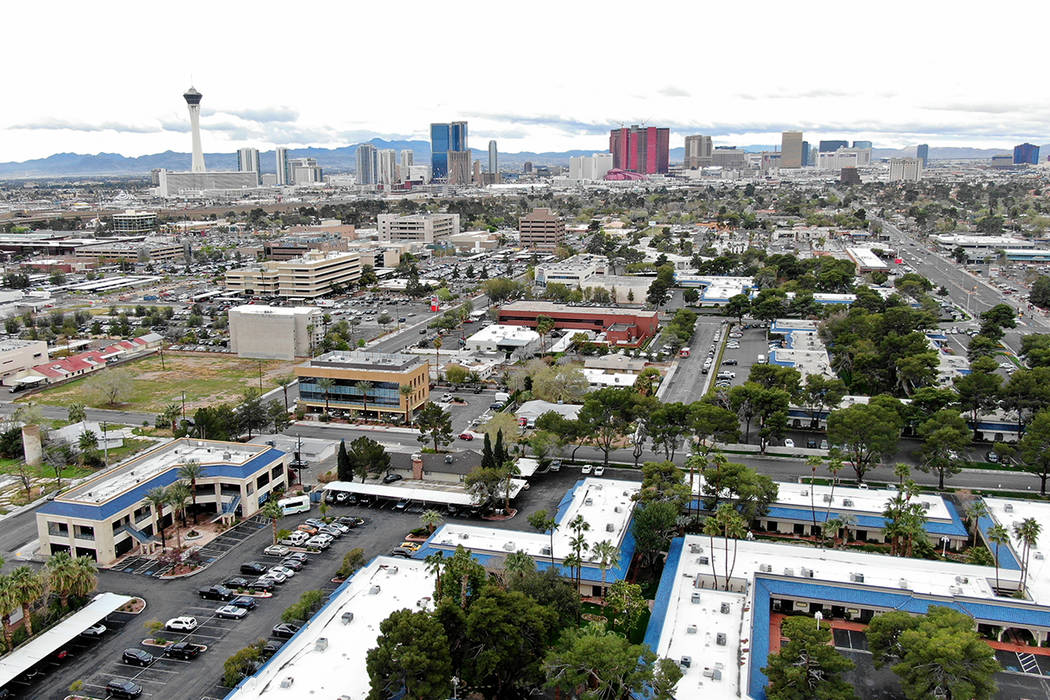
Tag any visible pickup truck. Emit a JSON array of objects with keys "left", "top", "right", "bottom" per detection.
[{"left": 163, "top": 642, "right": 205, "bottom": 660}]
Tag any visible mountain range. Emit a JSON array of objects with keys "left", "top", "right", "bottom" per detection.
[{"left": 0, "top": 139, "right": 1041, "bottom": 178}]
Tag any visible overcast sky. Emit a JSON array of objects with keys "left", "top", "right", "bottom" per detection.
[{"left": 3, "top": 0, "right": 1047, "bottom": 161}]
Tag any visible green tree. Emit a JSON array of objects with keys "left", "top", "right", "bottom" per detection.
[
  {"left": 826, "top": 401, "right": 902, "bottom": 482},
  {"left": 336, "top": 439, "right": 352, "bottom": 481},
  {"left": 891, "top": 606, "right": 1000, "bottom": 700},
  {"left": 9, "top": 566, "right": 45, "bottom": 637},
  {"left": 336, "top": 548, "right": 366, "bottom": 579},
  {"left": 415, "top": 402, "right": 453, "bottom": 451},
  {"left": 602, "top": 579, "right": 646, "bottom": 635},
  {"left": 259, "top": 498, "right": 284, "bottom": 545},
  {"left": 987, "top": 523, "right": 1009, "bottom": 593},
  {"left": 543, "top": 624, "right": 659, "bottom": 700},
  {"left": 632, "top": 501, "right": 679, "bottom": 569},
  {"left": 420, "top": 509, "right": 443, "bottom": 534},
  {"left": 145, "top": 487, "right": 169, "bottom": 547},
  {"left": 46, "top": 551, "right": 78, "bottom": 608},
  {"left": 763, "top": 616, "right": 856, "bottom": 700},
  {"left": 316, "top": 377, "right": 335, "bottom": 413},
  {"left": 1018, "top": 409, "right": 1050, "bottom": 495},
  {"left": 1013, "top": 517, "right": 1041, "bottom": 596},
  {"left": 591, "top": 539, "right": 620, "bottom": 597},
  {"left": 177, "top": 460, "right": 204, "bottom": 524},
  {"left": 724, "top": 293, "right": 751, "bottom": 323},
  {"left": 0, "top": 577, "right": 16, "bottom": 649},
  {"left": 528, "top": 509, "right": 558, "bottom": 566},
  {"left": 347, "top": 435, "right": 389, "bottom": 482},
  {"left": 917, "top": 409, "right": 972, "bottom": 489},
  {"left": 355, "top": 380, "right": 374, "bottom": 417},
  {"left": 702, "top": 502, "right": 748, "bottom": 591},
  {"left": 867, "top": 609, "right": 918, "bottom": 668},
  {"left": 579, "top": 387, "right": 641, "bottom": 466},
  {"left": 953, "top": 356, "right": 1002, "bottom": 426},
  {"left": 651, "top": 657, "right": 684, "bottom": 700},
  {"left": 267, "top": 399, "right": 290, "bottom": 433},
  {"left": 366, "top": 609, "right": 452, "bottom": 700},
  {"left": 67, "top": 403, "right": 86, "bottom": 425},
  {"left": 443, "top": 364, "right": 469, "bottom": 388}
]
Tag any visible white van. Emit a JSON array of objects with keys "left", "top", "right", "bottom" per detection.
[
  {"left": 278, "top": 495, "right": 311, "bottom": 516},
  {"left": 756, "top": 354, "right": 766, "bottom": 364}
]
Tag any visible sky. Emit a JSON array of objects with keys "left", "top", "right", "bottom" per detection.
[{"left": 3, "top": 0, "right": 1048, "bottom": 162}]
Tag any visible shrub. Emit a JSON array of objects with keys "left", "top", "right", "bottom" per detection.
[{"left": 223, "top": 644, "right": 263, "bottom": 687}]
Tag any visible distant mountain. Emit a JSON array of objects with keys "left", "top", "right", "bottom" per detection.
[{"left": 871, "top": 146, "right": 1041, "bottom": 161}]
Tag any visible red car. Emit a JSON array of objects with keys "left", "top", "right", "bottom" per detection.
[{"left": 458, "top": 432, "right": 475, "bottom": 441}]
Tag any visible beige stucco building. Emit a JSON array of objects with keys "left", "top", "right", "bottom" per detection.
[{"left": 229, "top": 305, "right": 323, "bottom": 360}]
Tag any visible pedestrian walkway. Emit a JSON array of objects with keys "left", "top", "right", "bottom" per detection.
[{"left": 105, "top": 516, "right": 269, "bottom": 577}]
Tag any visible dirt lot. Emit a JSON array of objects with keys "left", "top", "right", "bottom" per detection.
[{"left": 20, "top": 352, "right": 297, "bottom": 413}]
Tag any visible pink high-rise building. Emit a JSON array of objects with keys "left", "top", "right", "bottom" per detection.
[{"left": 609, "top": 125, "right": 670, "bottom": 174}]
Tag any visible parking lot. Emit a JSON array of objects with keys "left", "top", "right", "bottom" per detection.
[{"left": 24, "top": 465, "right": 599, "bottom": 700}]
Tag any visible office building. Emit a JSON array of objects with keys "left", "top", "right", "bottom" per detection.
[
  {"left": 295, "top": 351, "right": 429, "bottom": 422},
  {"left": 818, "top": 139, "right": 848, "bottom": 152},
  {"left": 288, "top": 157, "right": 322, "bottom": 185},
  {"left": 523, "top": 162, "right": 533, "bottom": 174},
  {"left": 568, "top": 153, "right": 613, "bottom": 181},
  {"left": 377, "top": 149, "right": 398, "bottom": 186},
  {"left": 780, "top": 131, "right": 803, "bottom": 168},
  {"left": 852, "top": 140, "right": 873, "bottom": 149},
  {"left": 889, "top": 157, "right": 923, "bottom": 182},
  {"left": 816, "top": 148, "right": 871, "bottom": 170},
  {"left": 488, "top": 140, "right": 498, "bottom": 175},
  {"left": 111, "top": 210, "right": 156, "bottom": 234},
  {"left": 711, "top": 147, "right": 747, "bottom": 168},
  {"left": 399, "top": 149, "right": 413, "bottom": 171},
  {"left": 229, "top": 305, "right": 323, "bottom": 360},
  {"left": 916, "top": 143, "right": 929, "bottom": 167},
  {"left": 447, "top": 150, "right": 472, "bottom": 185},
  {"left": 37, "top": 439, "right": 287, "bottom": 564},
  {"left": 801, "top": 141, "right": 811, "bottom": 167},
  {"left": 0, "top": 340, "right": 49, "bottom": 386},
  {"left": 1014, "top": 143, "right": 1040, "bottom": 165},
  {"left": 609, "top": 125, "right": 670, "bottom": 174},
  {"left": 430, "top": 121, "right": 467, "bottom": 179},
  {"left": 236, "top": 147, "right": 261, "bottom": 184},
  {"left": 683, "top": 134, "right": 713, "bottom": 168},
  {"left": 224, "top": 250, "right": 361, "bottom": 299},
  {"left": 498, "top": 301, "right": 659, "bottom": 345},
  {"left": 184, "top": 87, "right": 206, "bottom": 172},
  {"left": 518, "top": 207, "right": 565, "bottom": 251},
  {"left": 74, "top": 239, "right": 182, "bottom": 263},
  {"left": 356, "top": 144, "right": 378, "bottom": 186},
  {"left": 275, "top": 147, "right": 290, "bottom": 185},
  {"left": 376, "top": 213, "right": 460, "bottom": 244}
]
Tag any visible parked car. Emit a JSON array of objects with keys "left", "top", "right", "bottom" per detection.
[
  {"left": 806, "top": 438, "right": 818, "bottom": 449},
  {"left": 215, "top": 605, "right": 249, "bottom": 620},
  {"left": 271, "top": 623, "right": 301, "bottom": 640},
  {"left": 268, "top": 565, "right": 296, "bottom": 579},
  {"left": 383, "top": 473, "right": 403, "bottom": 484},
  {"left": 163, "top": 642, "right": 204, "bottom": 660},
  {"left": 248, "top": 579, "right": 275, "bottom": 593},
  {"left": 165, "top": 616, "right": 198, "bottom": 632},
  {"left": 986, "top": 451, "right": 1000, "bottom": 463},
  {"left": 716, "top": 371, "right": 736, "bottom": 380},
  {"left": 240, "top": 562, "right": 269, "bottom": 576},
  {"left": 223, "top": 576, "right": 252, "bottom": 590},
  {"left": 81, "top": 623, "right": 107, "bottom": 638},
  {"left": 229, "top": 596, "right": 258, "bottom": 610},
  {"left": 198, "top": 585, "right": 233, "bottom": 601},
  {"left": 390, "top": 547, "right": 414, "bottom": 558},
  {"left": 819, "top": 439, "right": 829, "bottom": 450},
  {"left": 263, "top": 544, "right": 290, "bottom": 557},
  {"left": 106, "top": 679, "right": 143, "bottom": 699},
  {"left": 593, "top": 465, "right": 606, "bottom": 477},
  {"left": 284, "top": 552, "right": 310, "bottom": 565},
  {"left": 397, "top": 542, "right": 422, "bottom": 552},
  {"left": 458, "top": 432, "right": 475, "bottom": 440},
  {"left": 335, "top": 516, "right": 365, "bottom": 528},
  {"left": 296, "top": 523, "right": 320, "bottom": 535},
  {"left": 306, "top": 535, "right": 332, "bottom": 550},
  {"left": 548, "top": 459, "right": 561, "bottom": 473},
  {"left": 581, "top": 464, "right": 593, "bottom": 475},
  {"left": 279, "top": 557, "right": 304, "bottom": 571},
  {"left": 279, "top": 531, "right": 310, "bottom": 547},
  {"left": 394, "top": 499, "right": 409, "bottom": 511},
  {"left": 122, "top": 649, "right": 154, "bottom": 667},
  {"left": 261, "top": 640, "right": 285, "bottom": 658},
  {"left": 260, "top": 570, "right": 287, "bottom": 584},
  {"left": 303, "top": 518, "right": 325, "bottom": 529},
  {"left": 783, "top": 439, "right": 795, "bottom": 448},
  {"left": 722, "top": 359, "right": 738, "bottom": 366}
]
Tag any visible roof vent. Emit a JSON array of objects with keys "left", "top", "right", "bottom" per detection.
[
  {"left": 584, "top": 498, "right": 593, "bottom": 506},
  {"left": 280, "top": 677, "right": 294, "bottom": 688},
  {"left": 842, "top": 499, "right": 854, "bottom": 507},
  {"left": 850, "top": 572, "right": 864, "bottom": 583},
  {"left": 680, "top": 656, "right": 692, "bottom": 668},
  {"left": 899, "top": 578, "right": 908, "bottom": 588},
  {"left": 315, "top": 638, "right": 328, "bottom": 652},
  {"left": 686, "top": 625, "right": 697, "bottom": 634},
  {"left": 460, "top": 533, "right": 469, "bottom": 540},
  {"left": 503, "top": 541, "right": 515, "bottom": 551},
  {"left": 1004, "top": 503, "right": 1014, "bottom": 512},
  {"left": 720, "top": 602, "right": 731, "bottom": 614},
  {"left": 716, "top": 632, "right": 727, "bottom": 646},
  {"left": 605, "top": 523, "right": 615, "bottom": 532},
  {"left": 369, "top": 585, "right": 381, "bottom": 595},
  {"left": 341, "top": 612, "right": 354, "bottom": 624},
  {"left": 691, "top": 592, "right": 701, "bottom": 604}
]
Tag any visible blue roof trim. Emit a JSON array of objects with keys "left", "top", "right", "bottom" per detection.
[
  {"left": 977, "top": 513, "right": 1021, "bottom": 570},
  {"left": 757, "top": 503, "right": 967, "bottom": 537},
  {"left": 40, "top": 448, "right": 284, "bottom": 522},
  {"left": 554, "top": 479, "right": 585, "bottom": 524},
  {"left": 643, "top": 537, "right": 683, "bottom": 652}
]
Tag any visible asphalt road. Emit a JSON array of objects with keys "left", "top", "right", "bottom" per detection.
[{"left": 660, "top": 318, "right": 723, "bottom": 404}]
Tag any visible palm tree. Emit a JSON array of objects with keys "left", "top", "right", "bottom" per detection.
[
  {"left": 9, "top": 567, "right": 45, "bottom": 637},
  {"left": 177, "top": 461, "right": 204, "bottom": 525},
  {"left": 965, "top": 500, "right": 989, "bottom": 547},
  {"left": 0, "top": 576, "right": 17, "bottom": 650},
  {"left": 68, "top": 556, "right": 97, "bottom": 602},
  {"left": 805, "top": 456, "right": 821, "bottom": 537},
  {"left": 424, "top": 551, "right": 446, "bottom": 601},
  {"left": 355, "top": 381, "right": 374, "bottom": 419},
  {"left": 420, "top": 509, "right": 443, "bottom": 534},
  {"left": 433, "top": 336, "right": 443, "bottom": 379},
  {"left": 988, "top": 523, "right": 1009, "bottom": 594},
  {"left": 592, "top": 540, "right": 620, "bottom": 598},
  {"left": 162, "top": 403, "right": 181, "bottom": 432},
  {"left": 399, "top": 384, "right": 414, "bottom": 422},
  {"left": 145, "top": 487, "right": 169, "bottom": 547},
  {"left": 1014, "top": 517, "right": 1042, "bottom": 596},
  {"left": 316, "top": 378, "right": 335, "bottom": 414},
  {"left": 501, "top": 460, "right": 520, "bottom": 514},
  {"left": 77, "top": 430, "right": 97, "bottom": 467},
  {"left": 260, "top": 499, "right": 284, "bottom": 545},
  {"left": 166, "top": 483, "right": 191, "bottom": 549},
  {"left": 276, "top": 375, "right": 295, "bottom": 410},
  {"left": 45, "top": 552, "right": 77, "bottom": 609}
]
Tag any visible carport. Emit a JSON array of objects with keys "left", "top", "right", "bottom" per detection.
[
  {"left": 323, "top": 479, "right": 527, "bottom": 506},
  {"left": 0, "top": 591, "right": 132, "bottom": 690}
]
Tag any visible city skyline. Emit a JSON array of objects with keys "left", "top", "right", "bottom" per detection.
[{"left": 3, "top": 1, "right": 1049, "bottom": 162}]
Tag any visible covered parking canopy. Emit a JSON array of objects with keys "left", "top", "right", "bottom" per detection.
[
  {"left": 324, "top": 479, "right": 527, "bottom": 506},
  {"left": 0, "top": 591, "right": 132, "bottom": 689}
]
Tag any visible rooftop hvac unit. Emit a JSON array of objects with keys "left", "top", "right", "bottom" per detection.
[
  {"left": 1005, "top": 503, "right": 1014, "bottom": 512},
  {"left": 503, "top": 542, "right": 515, "bottom": 551},
  {"left": 716, "top": 633, "right": 727, "bottom": 646},
  {"left": 223, "top": 451, "right": 231, "bottom": 460},
  {"left": 842, "top": 499, "right": 854, "bottom": 507},
  {"left": 690, "top": 543, "right": 701, "bottom": 554},
  {"left": 679, "top": 656, "right": 692, "bottom": 668},
  {"left": 541, "top": 546, "right": 551, "bottom": 555},
  {"left": 369, "top": 585, "right": 381, "bottom": 595},
  {"left": 800, "top": 489, "right": 809, "bottom": 497},
  {"left": 614, "top": 506, "right": 622, "bottom": 513},
  {"left": 955, "top": 576, "right": 969, "bottom": 584},
  {"left": 584, "top": 498, "right": 593, "bottom": 506},
  {"left": 315, "top": 638, "right": 329, "bottom": 652},
  {"left": 605, "top": 523, "right": 615, "bottom": 532},
  {"left": 460, "top": 533, "right": 469, "bottom": 540},
  {"left": 691, "top": 592, "right": 701, "bottom": 604},
  {"left": 899, "top": 578, "right": 908, "bottom": 588},
  {"left": 686, "top": 625, "right": 698, "bottom": 634},
  {"left": 922, "top": 502, "right": 931, "bottom": 510},
  {"left": 850, "top": 573, "right": 864, "bottom": 583},
  {"left": 759, "top": 563, "right": 772, "bottom": 573},
  {"left": 388, "top": 566, "right": 399, "bottom": 575},
  {"left": 280, "top": 677, "right": 294, "bottom": 688},
  {"left": 720, "top": 602, "right": 730, "bottom": 614},
  {"left": 784, "top": 568, "right": 794, "bottom": 576},
  {"left": 698, "top": 556, "right": 709, "bottom": 565},
  {"left": 341, "top": 612, "right": 354, "bottom": 624},
  {"left": 949, "top": 585, "right": 961, "bottom": 595},
  {"left": 1036, "top": 552, "right": 1045, "bottom": 560},
  {"left": 822, "top": 494, "right": 833, "bottom": 503},
  {"left": 801, "top": 568, "right": 814, "bottom": 578}
]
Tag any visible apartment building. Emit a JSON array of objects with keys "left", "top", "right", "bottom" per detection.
[
  {"left": 376, "top": 213, "right": 460, "bottom": 245},
  {"left": 518, "top": 208, "right": 565, "bottom": 251}
]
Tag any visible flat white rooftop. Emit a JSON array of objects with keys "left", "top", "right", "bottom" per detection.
[
  {"left": 227, "top": 557, "right": 434, "bottom": 699},
  {"left": 466, "top": 324, "right": 540, "bottom": 345},
  {"left": 983, "top": 497, "right": 1050, "bottom": 600},
  {"left": 771, "top": 481, "right": 952, "bottom": 520},
  {"left": 323, "top": 478, "right": 527, "bottom": 506},
  {"left": 230, "top": 305, "right": 319, "bottom": 317}
]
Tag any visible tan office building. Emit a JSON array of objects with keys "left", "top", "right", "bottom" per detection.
[
  {"left": 781, "top": 131, "right": 804, "bottom": 168},
  {"left": 224, "top": 250, "right": 361, "bottom": 298},
  {"left": 0, "top": 340, "right": 49, "bottom": 386},
  {"left": 376, "top": 213, "right": 460, "bottom": 244},
  {"left": 229, "top": 305, "right": 323, "bottom": 360},
  {"left": 295, "top": 351, "right": 430, "bottom": 422},
  {"left": 519, "top": 208, "right": 566, "bottom": 251},
  {"left": 684, "top": 135, "right": 713, "bottom": 168}
]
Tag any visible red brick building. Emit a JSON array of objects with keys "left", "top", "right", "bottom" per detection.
[{"left": 497, "top": 301, "right": 659, "bottom": 346}]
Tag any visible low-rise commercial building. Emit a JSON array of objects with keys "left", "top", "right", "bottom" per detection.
[
  {"left": 518, "top": 208, "right": 565, "bottom": 251},
  {"left": 534, "top": 254, "right": 608, "bottom": 287},
  {"left": 0, "top": 340, "right": 49, "bottom": 386},
  {"left": 845, "top": 246, "right": 888, "bottom": 273},
  {"left": 464, "top": 324, "right": 540, "bottom": 359},
  {"left": 36, "top": 438, "right": 287, "bottom": 564},
  {"left": 376, "top": 213, "right": 460, "bottom": 244},
  {"left": 111, "top": 210, "right": 156, "bottom": 234},
  {"left": 224, "top": 250, "right": 361, "bottom": 299},
  {"left": 156, "top": 170, "right": 259, "bottom": 197},
  {"left": 74, "top": 239, "right": 182, "bottom": 263},
  {"left": 498, "top": 301, "right": 659, "bottom": 346},
  {"left": 295, "top": 351, "right": 429, "bottom": 422},
  {"left": 229, "top": 305, "right": 323, "bottom": 360}
]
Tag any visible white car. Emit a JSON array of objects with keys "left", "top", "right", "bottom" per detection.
[
  {"left": 268, "top": 566, "right": 296, "bottom": 579},
  {"left": 215, "top": 605, "right": 248, "bottom": 620},
  {"left": 165, "top": 616, "right": 198, "bottom": 632},
  {"left": 784, "top": 439, "right": 795, "bottom": 448},
  {"left": 263, "top": 544, "right": 290, "bottom": 557},
  {"left": 306, "top": 535, "right": 332, "bottom": 550},
  {"left": 581, "top": 464, "right": 593, "bottom": 475},
  {"left": 593, "top": 465, "right": 606, "bottom": 477}
]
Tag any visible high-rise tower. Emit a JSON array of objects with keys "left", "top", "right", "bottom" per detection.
[
  {"left": 183, "top": 87, "right": 206, "bottom": 173},
  {"left": 488, "top": 140, "right": 498, "bottom": 174}
]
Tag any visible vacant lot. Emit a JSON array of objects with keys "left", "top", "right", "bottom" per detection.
[{"left": 19, "top": 352, "right": 297, "bottom": 413}]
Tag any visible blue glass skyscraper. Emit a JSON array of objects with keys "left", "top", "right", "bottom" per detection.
[
  {"left": 916, "top": 144, "right": 929, "bottom": 168},
  {"left": 431, "top": 121, "right": 468, "bottom": 179},
  {"left": 1014, "top": 143, "right": 1039, "bottom": 165}
]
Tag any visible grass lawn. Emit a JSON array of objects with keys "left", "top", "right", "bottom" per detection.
[{"left": 18, "top": 352, "right": 297, "bottom": 414}]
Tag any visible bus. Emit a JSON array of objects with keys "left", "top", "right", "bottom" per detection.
[{"left": 277, "top": 495, "right": 311, "bottom": 515}]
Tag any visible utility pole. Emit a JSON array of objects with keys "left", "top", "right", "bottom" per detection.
[
  {"left": 181, "top": 391, "right": 186, "bottom": 419},
  {"left": 102, "top": 421, "right": 109, "bottom": 466}
]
